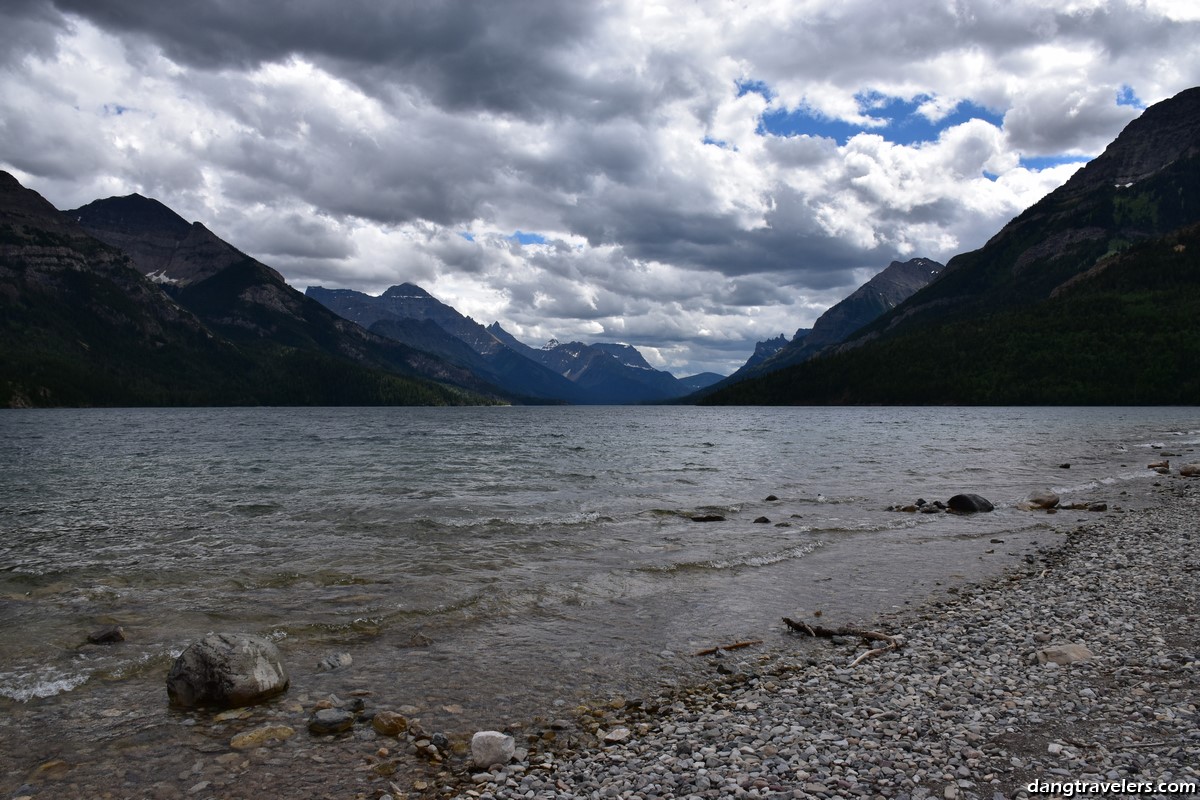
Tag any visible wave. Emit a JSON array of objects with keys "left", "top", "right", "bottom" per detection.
[{"left": 639, "top": 541, "right": 821, "bottom": 574}]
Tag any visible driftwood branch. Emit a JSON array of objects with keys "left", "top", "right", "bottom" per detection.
[
  {"left": 693, "top": 639, "right": 763, "bottom": 656},
  {"left": 782, "top": 617, "right": 904, "bottom": 665}
]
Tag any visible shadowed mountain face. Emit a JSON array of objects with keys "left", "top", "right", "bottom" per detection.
[
  {"left": 69, "top": 194, "right": 241, "bottom": 286},
  {"left": 701, "top": 86, "right": 1200, "bottom": 405},
  {"left": 1, "top": 175, "right": 495, "bottom": 407}
]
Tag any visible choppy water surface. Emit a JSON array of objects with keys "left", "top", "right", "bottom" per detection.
[{"left": 0, "top": 405, "right": 1196, "bottom": 789}]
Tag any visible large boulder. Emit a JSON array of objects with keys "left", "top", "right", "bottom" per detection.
[
  {"left": 947, "top": 493, "right": 994, "bottom": 513},
  {"left": 1180, "top": 463, "right": 1200, "bottom": 477},
  {"left": 166, "top": 633, "right": 289, "bottom": 709}
]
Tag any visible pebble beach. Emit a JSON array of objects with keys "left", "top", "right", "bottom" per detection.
[{"left": 437, "top": 476, "right": 1199, "bottom": 800}]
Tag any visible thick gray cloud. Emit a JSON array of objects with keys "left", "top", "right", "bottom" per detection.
[{"left": 2, "top": 0, "right": 1198, "bottom": 375}]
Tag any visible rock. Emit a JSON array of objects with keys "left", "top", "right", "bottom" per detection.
[
  {"left": 1148, "top": 459, "right": 1169, "bottom": 469},
  {"left": 1036, "top": 643, "right": 1093, "bottom": 666},
  {"left": 308, "top": 708, "right": 355, "bottom": 735},
  {"left": 764, "top": 494, "right": 779, "bottom": 501},
  {"left": 166, "top": 633, "right": 289, "bottom": 709},
  {"left": 1059, "top": 463, "right": 1071, "bottom": 468},
  {"left": 1180, "top": 463, "right": 1200, "bottom": 477},
  {"left": 1088, "top": 502, "right": 1108, "bottom": 512},
  {"left": 690, "top": 514, "right": 725, "bottom": 522},
  {"left": 753, "top": 516, "right": 770, "bottom": 523},
  {"left": 316, "top": 652, "right": 352, "bottom": 671},
  {"left": 87, "top": 625, "right": 125, "bottom": 644},
  {"left": 230, "top": 724, "right": 295, "bottom": 750},
  {"left": 471, "top": 730, "right": 515, "bottom": 768},
  {"left": 1026, "top": 490, "right": 1060, "bottom": 509},
  {"left": 947, "top": 494, "right": 994, "bottom": 513},
  {"left": 372, "top": 710, "right": 408, "bottom": 736},
  {"left": 603, "top": 727, "right": 632, "bottom": 744}
]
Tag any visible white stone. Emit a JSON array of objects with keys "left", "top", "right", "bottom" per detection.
[
  {"left": 1036, "top": 643, "right": 1093, "bottom": 666},
  {"left": 603, "top": 727, "right": 632, "bottom": 744},
  {"left": 471, "top": 730, "right": 515, "bottom": 768}
]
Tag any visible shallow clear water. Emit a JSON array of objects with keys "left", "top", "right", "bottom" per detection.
[{"left": 0, "top": 406, "right": 1196, "bottom": 788}]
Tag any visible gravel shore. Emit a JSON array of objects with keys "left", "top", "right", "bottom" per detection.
[{"left": 439, "top": 477, "right": 1199, "bottom": 800}]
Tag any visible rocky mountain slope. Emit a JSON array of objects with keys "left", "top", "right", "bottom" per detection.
[
  {"left": 698, "top": 258, "right": 941, "bottom": 398},
  {"left": 0, "top": 174, "right": 493, "bottom": 407}
]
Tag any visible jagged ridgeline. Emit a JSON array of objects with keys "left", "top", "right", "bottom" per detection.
[
  {"left": 0, "top": 173, "right": 497, "bottom": 407},
  {"left": 703, "top": 86, "right": 1200, "bottom": 405}
]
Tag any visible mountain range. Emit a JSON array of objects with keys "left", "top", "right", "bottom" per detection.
[
  {"left": 3, "top": 85, "right": 1197, "bottom": 407},
  {"left": 1, "top": 177, "right": 496, "bottom": 406}
]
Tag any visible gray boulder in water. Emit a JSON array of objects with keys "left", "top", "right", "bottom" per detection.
[
  {"left": 947, "top": 493, "right": 995, "bottom": 513},
  {"left": 166, "top": 633, "right": 289, "bottom": 709}
]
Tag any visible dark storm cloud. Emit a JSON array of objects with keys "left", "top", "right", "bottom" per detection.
[
  {"left": 0, "top": 0, "right": 68, "bottom": 67},
  {"left": 49, "top": 0, "right": 605, "bottom": 117}
]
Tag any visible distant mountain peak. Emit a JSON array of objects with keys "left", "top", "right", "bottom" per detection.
[
  {"left": 542, "top": 338, "right": 561, "bottom": 350},
  {"left": 381, "top": 283, "right": 434, "bottom": 300}
]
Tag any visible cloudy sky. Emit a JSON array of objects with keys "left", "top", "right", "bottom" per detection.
[{"left": 2, "top": 1, "right": 1198, "bottom": 375}]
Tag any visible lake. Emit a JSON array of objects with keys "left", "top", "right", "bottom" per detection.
[{"left": 0, "top": 406, "right": 1195, "bottom": 790}]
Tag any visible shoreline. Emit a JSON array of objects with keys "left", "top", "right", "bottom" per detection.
[
  {"left": 433, "top": 476, "right": 1199, "bottom": 800},
  {"left": 4, "top": 472, "right": 1196, "bottom": 799}
]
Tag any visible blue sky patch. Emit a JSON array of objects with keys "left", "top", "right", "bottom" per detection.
[
  {"left": 754, "top": 89, "right": 1004, "bottom": 146},
  {"left": 1018, "top": 154, "right": 1089, "bottom": 171},
  {"left": 102, "top": 103, "right": 131, "bottom": 116},
  {"left": 736, "top": 79, "right": 773, "bottom": 101},
  {"left": 1116, "top": 84, "right": 1145, "bottom": 109},
  {"left": 458, "top": 231, "right": 475, "bottom": 242},
  {"left": 509, "top": 230, "right": 546, "bottom": 245}
]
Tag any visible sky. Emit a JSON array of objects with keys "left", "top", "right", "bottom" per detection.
[{"left": 2, "top": 1, "right": 1199, "bottom": 376}]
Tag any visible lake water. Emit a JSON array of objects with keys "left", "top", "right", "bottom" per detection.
[{"left": 1, "top": 405, "right": 1196, "bottom": 791}]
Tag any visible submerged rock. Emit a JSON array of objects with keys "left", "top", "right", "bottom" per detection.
[
  {"left": 230, "top": 724, "right": 294, "bottom": 750},
  {"left": 370, "top": 710, "right": 407, "bottom": 735},
  {"left": 317, "top": 652, "right": 352, "bottom": 671},
  {"left": 166, "top": 633, "right": 289, "bottom": 709},
  {"left": 947, "top": 494, "right": 994, "bottom": 513},
  {"left": 307, "top": 710, "right": 352, "bottom": 734},
  {"left": 87, "top": 625, "right": 125, "bottom": 645},
  {"left": 690, "top": 514, "right": 726, "bottom": 522},
  {"left": 308, "top": 708, "right": 355, "bottom": 735}
]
